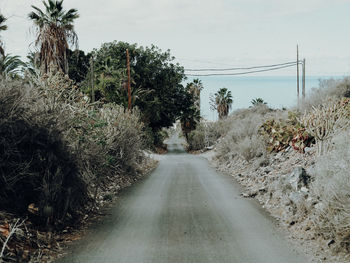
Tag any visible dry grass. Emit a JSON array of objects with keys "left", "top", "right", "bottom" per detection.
[{"left": 215, "top": 105, "right": 274, "bottom": 162}]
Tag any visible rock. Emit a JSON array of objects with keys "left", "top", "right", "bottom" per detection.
[
  {"left": 259, "top": 187, "right": 267, "bottom": 194},
  {"left": 288, "top": 166, "right": 311, "bottom": 191},
  {"left": 300, "top": 186, "right": 309, "bottom": 194},
  {"left": 315, "top": 202, "right": 325, "bottom": 211},
  {"left": 274, "top": 151, "right": 284, "bottom": 161},
  {"left": 285, "top": 146, "right": 292, "bottom": 153},
  {"left": 262, "top": 167, "right": 272, "bottom": 174},
  {"left": 259, "top": 158, "right": 270, "bottom": 167},
  {"left": 304, "top": 197, "right": 317, "bottom": 210},
  {"left": 304, "top": 147, "right": 315, "bottom": 154},
  {"left": 327, "top": 239, "right": 335, "bottom": 247},
  {"left": 289, "top": 192, "right": 306, "bottom": 206},
  {"left": 282, "top": 196, "right": 292, "bottom": 206},
  {"left": 241, "top": 191, "right": 257, "bottom": 198}
]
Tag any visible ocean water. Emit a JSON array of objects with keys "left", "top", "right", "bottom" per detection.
[{"left": 185, "top": 76, "right": 343, "bottom": 121}]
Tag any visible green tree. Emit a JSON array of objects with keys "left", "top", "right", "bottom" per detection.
[
  {"left": 210, "top": 87, "right": 233, "bottom": 119},
  {"left": 28, "top": 0, "right": 79, "bottom": 74},
  {"left": 89, "top": 41, "right": 189, "bottom": 133},
  {"left": 90, "top": 54, "right": 125, "bottom": 102},
  {"left": 251, "top": 97, "right": 267, "bottom": 106},
  {"left": 67, "top": 49, "right": 91, "bottom": 83},
  {"left": 0, "top": 14, "right": 7, "bottom": 56},
  {"left": 0, "top": 54, "right": 25, "bottom": 79}
]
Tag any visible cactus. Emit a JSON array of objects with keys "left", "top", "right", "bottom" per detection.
[
  {"left": 259, "top": 111, "right": 313, "bottom": 153},
  {"left": 301, "top": 98, "right": 350, "bottom": 155}
]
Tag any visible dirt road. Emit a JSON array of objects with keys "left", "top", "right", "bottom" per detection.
[{"left": 57, "top": 134, "right": 309, "bottom": 263}]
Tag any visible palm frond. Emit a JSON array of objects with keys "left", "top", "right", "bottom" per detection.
[
  {"left": 0, "top": 14, "right": 7, "bottom": 32},
  {"left": 0, "top": 54, "right": 25, "bottom": 78}
]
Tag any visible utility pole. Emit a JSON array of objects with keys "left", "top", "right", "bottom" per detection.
[
  {"left": 126, "top": 49, "right": 132, "bottom": 110},
  {"left": 297, "top": 45, "right": 299, "bottom": 107},
  {"left": 302, "top": 58, "right": 306, "bottom": 103},
  {"left": 90, "top": 56, "right": 95, "bottom": 103}
]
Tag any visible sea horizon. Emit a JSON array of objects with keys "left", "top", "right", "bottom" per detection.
[{"left": 184, "top": 75, "right": 346, "bottom": 121}]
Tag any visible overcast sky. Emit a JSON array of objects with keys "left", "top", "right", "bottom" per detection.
[{"left": 1, "top": 0, "right": 350, "bottom": 76}]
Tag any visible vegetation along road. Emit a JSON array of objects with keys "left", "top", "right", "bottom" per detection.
[{"left": 57, "top": 134, "right": 309, "bottom": 263}]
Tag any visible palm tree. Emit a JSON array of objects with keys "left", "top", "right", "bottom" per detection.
[
  {"left": 24, "top": 52, "right": 40, "bottom": 75},
  {"left": 210, "top": 88, "right": 233, "bottom": 119},
  {"left": 251, "top": 98, "right": 267, "bottom": 106},
  {"left": 187, "top": 78, "right": 203, "bottom": 114},
  {"left": 0, "top": 54, "right": 25, "bottom": 79},
  {"left": 0, "top": 14, "right": 8, "bottom": 56},
  {"left": 28, "top": 0, "right": 79, "bottom": 74},
  {"left": 180, "top": 105, "right": 201, "bottom": 141}
]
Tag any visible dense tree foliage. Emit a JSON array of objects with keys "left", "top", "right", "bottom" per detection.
[
  {"left": 88, "top": 41, "right": 193, "bottom": 133},
  {"left": 67, "top": 49, "right": 91, "bottom": 83}
]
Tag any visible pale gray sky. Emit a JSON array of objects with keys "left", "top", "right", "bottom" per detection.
[{"left": 1, "top": 0, "right": 350, "bottom": 76}]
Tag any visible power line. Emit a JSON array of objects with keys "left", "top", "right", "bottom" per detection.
[
  {"left": 185, "top": 63, "right": 298, "bottom": 77},
  {"left": 177, "top": 58, "right": 235, "bottom": 67},
  {"left": 185, "top": 61, "right": 301, "bottom": 72}
]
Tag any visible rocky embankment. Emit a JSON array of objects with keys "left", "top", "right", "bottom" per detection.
[{"left": 203, "top": 146, "right": 350, "bottom": 263}]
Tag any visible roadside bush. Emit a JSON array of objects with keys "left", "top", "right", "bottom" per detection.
[
  {"left": 186, "top": 118, "right": 232, "bottom": 151},
  {"left": 302, "top": 77, "right": 350, "bottom": 111},
  {"left": 187, "top": 124, "right": 206, "bottom": 150},
  {"left": 98, "top": 104, "right": 145, "bottom": 174},
  {"left": 143, "top": 128, "right": 169, "bottom": 150},
  {"left": 0, "top": 78, "right": 87, "bottom": 226},
  {"left": 0, "top": 72, "right": 146, "bottom": 227},
  {"left": 234, "top": 135, "right": 266, "bottom": 161},
  {"left": 216, "top": 105, "right": 272, "bottom": 162},
  {"left": 311, "top": 131, "right": 350, "bottom": 250},
  {"left": 35, "top": 72, "right": 145, "bottom": 178}
]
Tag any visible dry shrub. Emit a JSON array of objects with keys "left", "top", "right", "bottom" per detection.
[
  {"left": 97, "top": 104, "right": 145, "bottom": 174},
  {"left": 186, "top": 120, "right": 228, "bottom": 151},
  {"left": 34, "top": 72, "right": 145, "bottom": 179},
  {"left": 0, "top": 72, "right": 146, "bottom": 227},
  {"left": 186, "top": 116, "right": 233, "bottom": 151},
  {"left": 216, "top": 105, "right": 272, "bottom": 162},
  {"left": 187, "top": 124, "right": 206, "bottom": 150},
  {"left": 0, "top": 78, "right": 87, "bottom": 226},
  {"left": 234, "top": 135, "right": 266, "bottom": 161},
  {"left": 311, "top": 131, "right": 350, "bottom": 250},
  {"left": 302, "top": 77, "right": 350, "bottom": 111}
]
